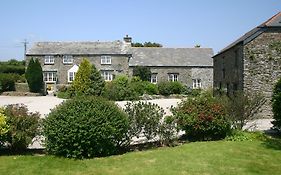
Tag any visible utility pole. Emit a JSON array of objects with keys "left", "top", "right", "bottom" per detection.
[{"left": 22, "top": 39, "right": 29, "bottom": 60}]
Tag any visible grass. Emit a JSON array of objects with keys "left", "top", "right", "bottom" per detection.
[{"left": 1, "top": 139, "right": 281, "bottom": 175}]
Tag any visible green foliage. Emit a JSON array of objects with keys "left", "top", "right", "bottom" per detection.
[
  {"left": 124, "top": 101, "right": 165, "bottom": 141},
  {"left": 0, "top": 73, "right": 16, "bottom": 92},
  {"left": 25, "top": 58, "right": 43, "bottom": 93},
  {"left": 4, "top": 104, "right": 41, "bottom": 151},
  {"left": 72, "top": 58, "right": 105, "bottom": 96},
  {"left": 43, "top": 96, "right": 129, "bottom": 159},
  {"left": 0, "top": 107, "right": 9, "bottom": 147},
  {"left": 272, "top": 77, "right": 281, "bottom": 131},
  {"left": 158, "top": 81, "right": 183, "bottom": 96},
  {"left": 103, "top": 75, "right": 138, "bottom": 101},
  {"left": 144, "top": 82, "right": 159, "bottom": 95},
  {"left": 173, "top": 92, "right": 231, "bottom": 141},
  {"left": 132, "top": 66, "right": 152, "bottom": 81},
  {"left": 225, "top": 91, "right": 265, "bottom": 130},
  {"left": 0, "top": 59, "right": 25, "bottom": 75},
  {"left": 131, "top": 42, "right": 162, "bottom": 47},
  {"left": 225, "top": 130, "right": 267, "bottom": 142}
]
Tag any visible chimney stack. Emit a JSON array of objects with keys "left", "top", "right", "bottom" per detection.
[{"left": 123, "top": 35, "right": 132, "bottom": 43}]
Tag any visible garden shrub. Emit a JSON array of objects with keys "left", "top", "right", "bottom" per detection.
[
  {"left": 158, "top": 81, "right": 184, "bottom": 96},
  {"left": 158, "top": 115, "right": 177, "bottom": 146},
  {"left": 225, "top": 91, "right": 265, "bottom": 130},
  {"left": 0, "top": 107, "right": 9, "bottom": 147},
  {"left": 272, "top": 77, "right": 281, "bottom": 131},
  {"left": 43, "top": 96, "right": 129, "bottom": 159},
  {"left": 144, "top": 82, "right": 159, "bottom": 95},
  {"left": 225, "top": 130, "right": 267, "bottom": 142},
  {"left": 130, "top": 76, "right": 146, "bottom": 96},
  {"left": 0, "top": 64, "right": 25, "bottom": 75},
  {"left": 0, "top": 73, "right": 17, "bottom": 92},
  {"left": 172, "top": 92, "right": 231, "bottom": 141},
  {"left": 4, "top": 104, "right": 41, "bottom": 151}
]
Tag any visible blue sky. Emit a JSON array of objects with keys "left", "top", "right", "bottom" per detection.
[{"left": 0, "top": 0, "right": 280, "bottom": 60}]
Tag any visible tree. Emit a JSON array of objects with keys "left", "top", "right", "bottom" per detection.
[
  {"left": 272, "top": 77, "right": 281, "bottom": 131},
  {"left": 86, "top": 64, "right": 105, "bottom": 96},
  {"left": 72, "top": 58, "right": 105, "bottom": 96},
  {"left": 25, "top": 58, "right": 43, "bottom": 93},
  {"left": 131, "top": 42, "right": 162, "bottom": 47},
  {"left": 132, "top": 66, "right": 151, "bottom": 81}
]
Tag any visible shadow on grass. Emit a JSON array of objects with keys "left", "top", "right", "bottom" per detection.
[
  {"left": 0, "top": 148, "right": 45, "bottom": 156},
  {"left": 262, "top": 130, "right": 281, "bottom": 150}
]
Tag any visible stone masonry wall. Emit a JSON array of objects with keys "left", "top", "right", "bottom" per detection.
[{"left": 243, "top": 28, "right": 281, "bottom": 118}]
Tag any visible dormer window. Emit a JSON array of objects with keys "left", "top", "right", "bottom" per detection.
[
  {"left": 44, "top": 55, "right": 54, "bottom": 64},
  {"left": 101, "top": 56, "right": 111, "bottom": 65},
  {"left": 63, "top": 55, "right": 73, "bottom": 64}
]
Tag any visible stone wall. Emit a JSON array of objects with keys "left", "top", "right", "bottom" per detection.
[
  {"left": 26, "top": 54, "right": 130, "bottom": 84},
  {"left": 129, "top": 66, "right": 213, "bottom": 89},
  {"left": 213, "top": 43, "right": 244, "bottom": 93},
  {"left": 243, "top": 28, "right": 281, "bottom": 118}
]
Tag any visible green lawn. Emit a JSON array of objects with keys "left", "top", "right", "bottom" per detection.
[{"left": 1, "top": 140, "right": 281, "bottom": 175}]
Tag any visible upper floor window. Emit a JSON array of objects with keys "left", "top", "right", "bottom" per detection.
[
  {"left": 43, "top": 72, "right": 56, "bottom": 82},
  {"left": 101, "top": 71, "right": 113, "bottom": 81},
  {"left": 150, "top": 74, "right": 157, "bottom": 84},
  {"left": 192, "top": 79, "right": 202, "bottom": 89},
  {"left": 168, "top": 73, "right": 178, "bottom": 82},
  {"left": 101, "top": 56, "right": 111, "bottom": 65},
  {"left": 63, "top": 55, "right": 73, "bottom": 64},
  {"left": 44, "top": 55, "right": 54, "bottom": 64}
]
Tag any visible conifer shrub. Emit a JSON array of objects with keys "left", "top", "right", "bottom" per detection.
[
  {"left": 172, "top": 92, "right": 231, "bottom": 141},
  {"left": 25, "top": 58, "right": 43, "bottom": 93},
  {"left": 272, "top": 77, "right": 281, "bottom": 131},
  {"left": 43, "top": 96, "right": 129, "bottom": 159}
]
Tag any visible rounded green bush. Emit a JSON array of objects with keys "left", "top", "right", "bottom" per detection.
[{"left": 43, "top": 96, "right": 129, "bottom": 159}]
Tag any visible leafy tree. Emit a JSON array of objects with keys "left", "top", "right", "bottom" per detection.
[
  {"left": 25, "top": 58, "right": 43, "bottom": 93},
  {"left": 132, "top": 66, "right": 151, "bottom": 81},
  {"left": 131, "top": 42, "right": 162, "bottom": 47},
  {"left": 272, "top": 77, "right": 281, "bottom": 131}
]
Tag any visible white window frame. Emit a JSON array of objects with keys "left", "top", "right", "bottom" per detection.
[
  {"left": 101, "top": 56, "right": 112, "bottom": 65},
  {"left": 101, "top": 71, "right": 113, "bottom": 81},
  {"left": 44, "top": 55, "right": 54, "bottom": 64},
  {"left": 63, "top": 55, "right": 73, "bottom": 64},
  {"left": 150, "top": 74, "right": 157, "bottom": 84},
  {"left": 192, "top": 79, "right": 202, "bottom": 89},
  {"left": 68, "top": 72, "right": 76, "bottom": 82},
  {"left": 168, "top": 73, "right": 178, "bottom": 82},
  {"left": 43, "top": 72, "right": 57, "bottom": 82}
]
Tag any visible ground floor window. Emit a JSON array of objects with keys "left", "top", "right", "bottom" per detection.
[
  {"left": 101, "top": 71, "right": 113, "bottom": 81},
  {"left": 168, "top": 73, "right": 178, "bottom": 82},
  {"left": 192, "top": 79, "right": 202, "bottom": 89},
  {"left": 68, "top": 72, "right": 76, "bottom": 82},
  {"left": 44, "top": 72, "right": 57, "bottom": 82},
  {"left": 150, "top": 74, "right": 157, "bottom": 83}
]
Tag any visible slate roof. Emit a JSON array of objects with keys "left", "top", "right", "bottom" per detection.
[
  {"left": 26, "top": 41, "right": 130, "bottom": 55},
  {"left": 214, "top": 12, "right": 281, "bottom": 57},
  {"left": 129, "top": 47, "right": 213, "bottom": 67}
]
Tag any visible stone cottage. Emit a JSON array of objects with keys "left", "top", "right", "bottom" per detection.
[
  {"left": 213, "top": 12, "right": 281, "bottom": 118},
  {"left": 26, "top": 35, "right": 213, "bottom": 91}
]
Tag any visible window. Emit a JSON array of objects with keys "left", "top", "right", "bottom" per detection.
[
  {"left": 43, "top": 72, "right": 56, "bottom": 82},
  {"left": 192, "top": 79, "right": 202, "bottom": 89},
  {"left": 101, "top": 71, "right": 113, "bottom": 81},
  {"left": 101, "top": 56, "right": 111, "bottom": 65},
  {"left": 67, "top": 65, "right": 79, "bottom": 83},
  {"left": 150, "top": 74, "right": 157, "bottom": 84},
  {"left": 68, "top": 72, "right": 76, "bottom": 82},
  {"left": 44, "top": 56, "right": 54, "bottom": 64},
  {"left": 168, "top": 73, "right": 178, "bottom": 82},
  {"left": 63, "top": 55, "right": 73, "bottom": 64}
]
